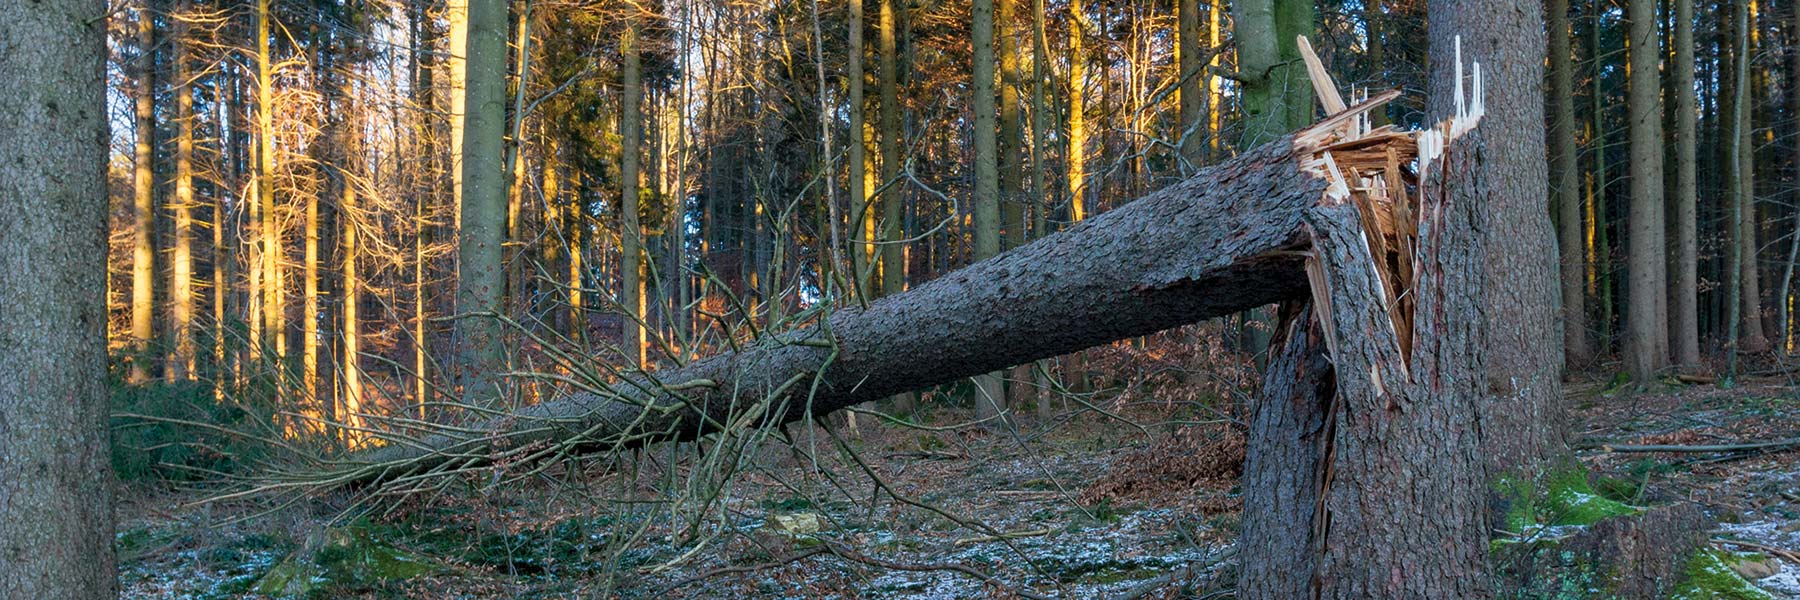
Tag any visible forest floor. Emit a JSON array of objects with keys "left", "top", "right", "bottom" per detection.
[{"left": 114, "top": 366, "right": 1800, "bottom": 599}]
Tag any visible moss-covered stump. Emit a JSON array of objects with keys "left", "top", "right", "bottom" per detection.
[
  {"left": 1493, "top": 500, "right": 1709, "bottom": 599},
  {"left": 254, "top": 526, "right": 435, "bottom": 598},
  {"left": 1563, "top": 502, "right": 1709, "bottom": 598}
]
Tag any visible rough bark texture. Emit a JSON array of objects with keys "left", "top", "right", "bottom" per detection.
[
  {"left": 1625, "top": 0, "right": 1669, "bottom": 379},
  {"left": 1238, "top": 127, "right": 1494, "bottom": 599},
  {"left": 453, "top": 0, "right": 510, "bottom": 405},
  {"left": 1564, "top": 503, "right": 1708, "bottom": 599},
  {"left": 1235, "top": 306, "right": 1333, "bottom": 598},
  {"left": 0, "top": 0, "right": 119, "bottom": 595},
  {"left": 1429, "top": 0, "right": 1562, "bottom": 474},
  {"left": 1672, "top": 0, "right": 1700, "bottom": 366},
  {"left": 355, "top": 134, "right": 1326, "bottom": 478}
]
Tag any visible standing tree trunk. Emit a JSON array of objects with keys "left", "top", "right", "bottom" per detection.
[
  {"left": 453, "top": 0, "right": 509, "bottom": 406},
  {"left": 1626, "top": 0, "right": 1668, "bottom": 379},
  {"left": 1549, "top": 0, "right": 1590, "bottom": 366},
  {"left": 447, "top": 0, "right": 468, "bottom": 230},
  {"left": 1781, "top": 0, "right": 1800, "bottom": 349},
  {"left": 256, "top": 0, "right": 285, "bottom": 361},
  {"left": 1672, "top": 0, "right": 1700, "bottom": 366},
  {"left": 1066, "top": 1, "right": 1089, "bottom": 222},
  {"left": 1728, "top": 0, "right": 1753, "bottom": 373},
  {"left": 342, "top": 182, "right": 365, "bottom": 436},
  {"left": 972, "top": 0, "right": 1005, "bottom": 423},
  {"left": 170, "top": 4, "right": 196, "bottom": 381},
  {"left": 847, "top": 0, "right": 872, "bottom": 300},
  {"left": 0, "top": 0, "right": 118, "bottom": 595},
  {"left": 1240, "top": 88, "right": 1494, "bottom": 598},
  {"left": 1178, "top": 0, "right": 1202, "bottom": 169},
  {"left": 621, "top": 23, "right": 646, "bottom": 369},
  {"left": 131, "top": 1, "right": 157, "bottom": 383},
  {"left": 1432, "top": 0, "right": 1564, "bottom": 471},
  {"left": 878, "top": 0, "right": 904, "bottom": 296}
]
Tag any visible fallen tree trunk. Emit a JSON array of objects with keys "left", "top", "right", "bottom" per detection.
[{"left": 338, "top": 99, "right": 1400, "bottom": 487}]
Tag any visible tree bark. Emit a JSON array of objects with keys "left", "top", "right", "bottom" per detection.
[
  {"left": 170, "top": 4, "right": 196, "bottom": 381},
  {"left": 1240, "top": 114, "right": 1495, "bottom": 599},
  {"left": 1549, "top": 0, "right": 1590, "bottom": 367},
  {"left": 453, "top": 0, "right": 509, "bottom": 406},
  {"left": 0, "top": 0, "right": 118, "bottom": 595},
  {"left": 1626, "top": 0, "right": 1669, "bottom": 380},
  {"left": 351, "top": 126, "right": 1352, "bottom": 480},
  {"left": 131, "top": 0, "right": 157, "bottom": 383},
  {"left": 1672, "top": 0, "right": 1700, "bottom": 366},
  {"left": 1430, "top": 0, "right": 1563, "bottom": 474}
]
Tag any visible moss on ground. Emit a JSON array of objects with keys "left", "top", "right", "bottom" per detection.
[
  {"left": 1500, "top": 466, "right": 1642, "bottom": 532},
  {"left": 1670, "top": 549, "right": 1775, "bottom": 600},
  {"left": 254, "top": 526, "right": 434, "bottom": 598}
]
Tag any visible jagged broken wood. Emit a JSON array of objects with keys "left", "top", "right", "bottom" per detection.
[{"left": 322, "top": 89, "right": 1418, "bottom": 490}]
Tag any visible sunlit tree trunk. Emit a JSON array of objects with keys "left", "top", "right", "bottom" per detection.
[
  {"left": 1672, "top": 0, "right": 1700, "bottom": 365},
  {"left": 212, "top": 76, "right": 231, "bottom": 397},
  {"left": 454, "top": 0, "right": 510, "bottom": 406},
  {"left": 131, "top": 1, "right": 157, "bottom": 383},
  {"left": 257, "top": 0, "right": 285, "bottom": 361},
  {"left": 621, "top": 22, "right": 647, "bottom": 368},
  {"left": 1066, "top": 0, "right": 1088, "bottom": 222},
  {"left": 448, "top": 0, "right": 468, "bottom": 231},
  {"left": 848, "top": 0, "right": 873, "bottom": 300},
  {"left": 0, "top": 2, "right": 117, "bottom": 595},
  {"left": 304, "top": 153, "right": 322, "bottom": 414},
  {"left": 170, "top": 5, "right": 196, "bottom": 381},
  {"left": 341, "top": 181, "right": 364, "bottom": 437}
]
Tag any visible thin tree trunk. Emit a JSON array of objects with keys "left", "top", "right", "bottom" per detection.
[
  {"left": 170, "top": 5, "right": 196, "bottom": 381},
  {"left": 1781, "top": 0, "right": 1800, "bottom": 351},
  {"left": 257, "top": 0, "right": 284, "bottom": 361},
  {"left": 1728, "top": 0, "right": 1752, "bottom": 375},
  {"left": 1067, "top": 0, "right": 1088, "bottom": 222},
  {"left": 972, "top": 0, "right": 1005, "bottom": 423},
  {"left": 1550, "top": 0, "right": 1589, "bottom": 366},
  {"left": 621, "top": 21, "right": 647, "bottom": 368},
  {"left": 848, "top": 0, "right": 871, "bottom": 301},
  {"left": 0, "top": 0, "right": 118, "bottom": 594},
  {"left": 131, "top": 1, "right": 157, "bottom": 383},
  {"left": 878, "top": 0, "right": 904, "bottom": 296},
  {"left": 1672, "top": 0, "right": 1700, "bottom": 365},
  {"left": 1178, "top": 0, "right": 1202, "bottom": 168}
]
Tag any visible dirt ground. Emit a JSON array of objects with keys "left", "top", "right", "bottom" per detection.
[{"left": 115, "top": 365, "right": 1800, "bottom": 599}]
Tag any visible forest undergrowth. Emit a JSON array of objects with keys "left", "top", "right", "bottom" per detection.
[{"left": 110, "top": 334, "right": 1800, "bottom": 599}]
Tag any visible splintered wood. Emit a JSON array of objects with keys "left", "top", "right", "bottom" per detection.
[{"left": 1291, "top": 34, "right": 1485, "bottom": 367}]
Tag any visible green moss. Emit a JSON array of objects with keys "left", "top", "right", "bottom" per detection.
[
  {"left": 254, "top": 526, "right": 434, "bottom": 598},
  {"left": 1670, "top": 549, "right": 1775, "bottom": 600},
  {"left": 1497, "top": 467, "right": 1641, "bottom": 532}
]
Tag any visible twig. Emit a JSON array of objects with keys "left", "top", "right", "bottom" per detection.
[
  {"left": 1713, "top": 538, "right": 1800, "bottom": 564},
  {"left": 954, "top": 528, "right": 1052, "bottom": 546},
  {"left": 1590, "top": 437, "right": 1800, "bottom": 454}
]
